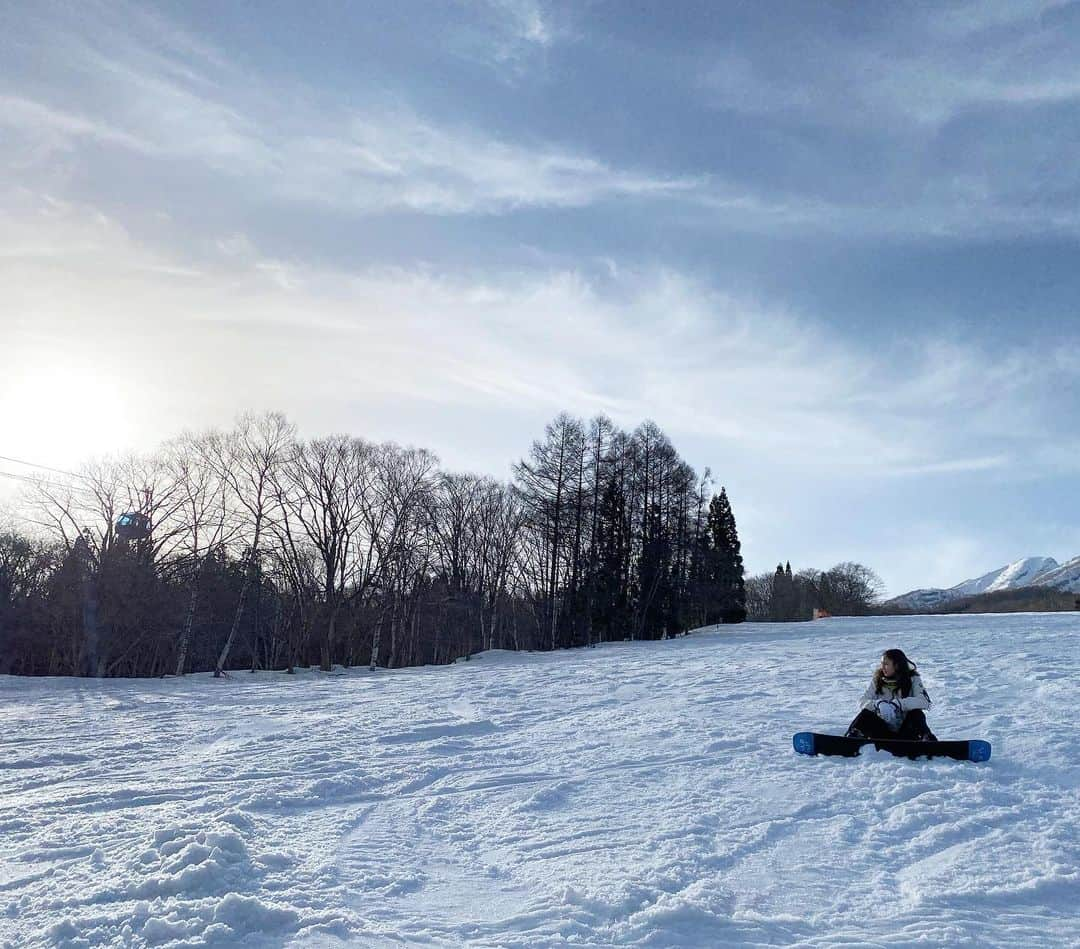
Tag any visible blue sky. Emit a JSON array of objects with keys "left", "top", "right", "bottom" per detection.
[{"left": 2, "top": 0, "right": 1080, "bottom": 595}]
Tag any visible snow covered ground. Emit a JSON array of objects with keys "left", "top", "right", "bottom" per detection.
[{"left": 2, "top": 612, "right": 1078, "bottom": 948}]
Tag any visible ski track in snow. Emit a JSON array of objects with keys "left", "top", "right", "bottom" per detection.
[{"left": 1, "top": 613, "right": 1078, "bottom": 948}]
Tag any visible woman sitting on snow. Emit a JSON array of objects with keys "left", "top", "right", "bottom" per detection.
[{"left": 845, "top": 648, "right": 937, "bottom": 741}]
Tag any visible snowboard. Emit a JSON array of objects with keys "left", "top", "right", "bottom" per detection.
[{"left": 793, "top": 731, "right": 991, "bottom": 762}]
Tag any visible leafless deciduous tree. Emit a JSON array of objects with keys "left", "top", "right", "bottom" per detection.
[
  {"left": 203, "top": 412, "right": 294, "bottom": 677},
  {"left": 165, "top": 432, "right": 237, "bottom": 676}
]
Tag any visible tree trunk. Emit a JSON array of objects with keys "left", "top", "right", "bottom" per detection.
[
  {"left": 175, "top": 580, "right": 200, "bottom": 676},
  {"left": 215, "top": 564, "right": 254, "bottom": 678},
  {"left": 321, "top": 605, "right": 338, "bottom": 672},
  {"left": 369, "top": 604, "right": 386, "bottom": 671},
  {"left": 80, "top": 568, "right": 100, "bottom": 678}
]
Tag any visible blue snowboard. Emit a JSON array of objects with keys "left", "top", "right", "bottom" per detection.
[{"left": 793, "top": 731, "right": 991, "bottom": 762}]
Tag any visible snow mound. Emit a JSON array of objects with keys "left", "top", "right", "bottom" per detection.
[
  {"left": 129, "top": 823, "right": 255, "bottom": 899},
  {"left": 34, "top": 816, "right": 342, "bottom": 947}
]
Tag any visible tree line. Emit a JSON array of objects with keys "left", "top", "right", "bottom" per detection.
[
  {"left": 0, "top": 412, "right": 747, "bottom": 677},
  {"left": 745, "top": 561, "right": 883, "bottom": 621}
]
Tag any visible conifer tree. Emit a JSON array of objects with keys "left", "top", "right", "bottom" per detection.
[
  {"left": 771, "top": 563, "right": 787, "bottom": 621},
  {"left": 777, "top": 561, "right": 796, "bottom": 620},
  {"left": 707, "top": 487, "right": 747, "bottom": 623},
  {"left": 636, "top": 502, "right": 672, "bottom": 639},
  {"left": 687, "top": 525, "right": 713, "bottom": 627},
  {"left": 589, "top": 477, "right": 630, "bottom": 642}
]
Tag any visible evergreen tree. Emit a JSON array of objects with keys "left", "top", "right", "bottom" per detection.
[
  {"left": 636, "top": 502, "right": 672, "bottom": 639},
  {"left": 770, "top": 563, "right": 787, "bottom": 621},
  {"left": 706, "top": 488, "right": 746, "bottom": 624},
  {"left": 589, "top": 476, "right": 630, "bottom": 642},
  {"left": 687, "top": 525, "right": 713, "bottom": 627}
]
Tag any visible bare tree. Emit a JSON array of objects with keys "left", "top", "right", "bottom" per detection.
[
  {"left": 427, "top": 473, "right": 477, "bottom": 598},
  {"left": 474, "top": 481, "right": 524, "bottom": 652},
  {"left": 366, "top": 445, "right": 438, "bottom": 670},
  {"left": 745, "top": 571, "right": 775, "bottom": 622},
  {"left": 274, "top": 435, "right": 371, "bottom": 671},
  {"left": 203, "top": 412, "right": 294, "bottom": 676},
  {"left": 513, "top": 413, "right": 583, "bottom": 649},
  {"left": 815, "top": 562, "right": 884, "bottom": 615},
  {"left": 165, "top": 432, "right": 236, "bottom": 676},
  {"left": 23, "top": 451, "right": 189, "bottom": 675}
]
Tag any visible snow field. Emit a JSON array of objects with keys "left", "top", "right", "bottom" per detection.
[{"left": 1, "top": 612, "right": 1078, "bottom": 947}]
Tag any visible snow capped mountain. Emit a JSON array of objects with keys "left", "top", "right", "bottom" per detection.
[
  {"left": 952, "top": 556, "right": 1060, "bottom": 596},
  {"left": 1029, "top": 554, "right": 1080, "bottom": 593},
  {"left": 887, "top": 555, "right": 1079, "bottom": 610}
]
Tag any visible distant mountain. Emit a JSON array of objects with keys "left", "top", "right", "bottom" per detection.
[
  {"left": 1029, "top": 555, "right": 1080, "bottom": 593},
  {"left": 886, "top": 555, "right": 1080, "bottom": 611},
  {"left": 952, "top": 557, "right": 1061, "bottom": 596},
  {"left": 885, "top": 588, "right": 957, "bottom": 612}
]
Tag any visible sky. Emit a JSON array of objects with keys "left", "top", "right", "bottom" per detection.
[{"left": 2, "top": 0, "right": 1080, "bottom": 597}]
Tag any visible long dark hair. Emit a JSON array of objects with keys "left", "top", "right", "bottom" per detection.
[{"left": 873, "top": 648, "right": 917, "bottom": 697}]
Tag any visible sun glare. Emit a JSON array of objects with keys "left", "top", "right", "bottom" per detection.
[{"left": 0, "top": 365, "right": 134, "bottom": 474}]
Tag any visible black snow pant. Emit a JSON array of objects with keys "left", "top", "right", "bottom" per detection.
[{"left": 846, "top": 708, "right": 936, "bottom": 741}]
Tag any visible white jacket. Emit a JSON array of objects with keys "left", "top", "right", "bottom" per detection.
[{"left": 859, "top": 673, "right": 931, "bottom": 714}]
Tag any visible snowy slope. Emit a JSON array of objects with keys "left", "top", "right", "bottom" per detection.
[
  {"left": 888, "top": 555, "right": 1063, "bottom": 609},
  {"left": 2, "top": 613, "right": 1079, "bottom": 948},
  {"left": 1029, "top": 554, "right": 1080, "bottom": 593},
  {"left": 953, "top": 556, "right": 1060, "bottom": 596}
]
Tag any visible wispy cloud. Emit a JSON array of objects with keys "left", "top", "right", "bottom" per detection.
[
  {"left": 476, "top": 0, "right": 559, "bottom": 50},
  {"left": 450, "top": 0, "right": 573, "bottom": 77},
  {"left": 0, "top": 2, "right": 683, "bottom": 217},
  {"left": 8, "top": 195, "right": 1072, "bottom": 484},
  {"left": 0, "top": 95, "right": 152, "bottom": 155},
  {"left": 692, "top": 3, "right": 1080, "bottom": 236},
  {"left": 11, "top": 1, "right": 1080, "bottom": 239},
  {"left": 701, "top": 2, "right": 1080, "bottom": 127},
  {"left": 281, "top": 112, "right": 699, "bottom": 214},
  {"left": 5, "top": 192, "right": 1080, "bottom": 594}
]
